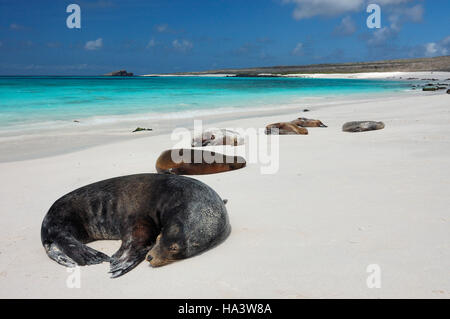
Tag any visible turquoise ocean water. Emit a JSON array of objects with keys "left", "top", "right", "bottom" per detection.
[{"left": 0, "top": 76, "right": 410, "bottom": 131}]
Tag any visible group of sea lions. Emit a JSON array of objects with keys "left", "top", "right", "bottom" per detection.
[
  {"left": 40, "top": 128, "right": 246, "bottom": 278},
  {"left": 265, "top": 117, "right": 385, "bottom": 135},
  {"left": 41, "top": 115, "right": 385, "bottom": 278},
  {"left": 265, "top": 117, "right": 328, "bottom": 135}
]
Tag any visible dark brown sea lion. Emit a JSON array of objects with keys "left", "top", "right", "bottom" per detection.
[
  {"left": 291, "top": 117, "right": 328, "bottom": 128},
  {"left": 155, "top": 149, "right": 246, "bottom": 175},
  {"left": 342, "top": 121, "right": 385, "bottom": 133},
  {"left": 41, "top": 174, "right": 231, "bottom": 278},
  {"left": 265, "top": 122, "right": 309, "bottom": 135}
]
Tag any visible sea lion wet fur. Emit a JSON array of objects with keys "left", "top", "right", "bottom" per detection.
[{"left": 41, "top": 174, "right": 231, "bottom": 278}]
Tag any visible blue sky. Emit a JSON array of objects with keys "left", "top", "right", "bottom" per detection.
[{"left": 0, "top": 0, "right": 448, "bottom": 75}]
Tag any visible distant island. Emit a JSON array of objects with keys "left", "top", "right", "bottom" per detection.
[
  {"left": 104, "top": 70, "right": 134, "bottom": 76},
  {"left": 147, "top": 56, "right": 450, "bottom": 77}
]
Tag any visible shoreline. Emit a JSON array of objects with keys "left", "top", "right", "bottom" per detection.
[
  {"left": 142, "top": 71, "right": 450, "bottom": 81},
  {"left": 0, "top": 89, "right": 427, "bottom": 163}
]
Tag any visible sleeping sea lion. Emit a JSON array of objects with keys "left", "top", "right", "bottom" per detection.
[
  {"left": 291, "top": 117, "right": 328, "bottom": 128},
  {"left": 191, "top": 129, "right": 244, "bottom": 147},
  {"left": 265, "top": 122, "right": 309, "bottom": 135},
  {"left": 155, "top": 149, "right": 246, "bottom": 175},
  {"left": 41, "top": 174, "right": 231, "bottom": 278},
  {"left": 342, "top": 121, "right": 385, "bottom": 133}
]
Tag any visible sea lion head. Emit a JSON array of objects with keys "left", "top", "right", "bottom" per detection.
[{"left": 146, "top": 203, "right": 230, "bottom": 267}]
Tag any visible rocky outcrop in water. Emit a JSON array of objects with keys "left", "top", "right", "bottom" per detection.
[{"left": 104, "top": 70, "right": 134, "bottom": 76}]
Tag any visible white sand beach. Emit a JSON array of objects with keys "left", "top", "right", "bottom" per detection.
[
  {"left": 142, "top": 71, "right": 450, "bottom": 81},
  {"left": 284, "top": 71, "right": 450, "bottom": 81},
  {"left": 0, "top": 81, "right": 449, "bottom": 298}
]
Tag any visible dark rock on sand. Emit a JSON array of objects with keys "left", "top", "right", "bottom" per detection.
[
  {"left": 303, "top": 109, "right": 310, "bottom": 112},
  {"left": 447, "top": 89, "right": 450, "bottom": 94},
  {"left": 104, "top": 70, "right": 134, "bottom": 76},
  {"left": 132, "top": 127, "right": 153, "bottom": 133},
  {"left": 342, "top": 121, "right": 385, "bottom": 133},
  {"left": 423, "top": 87, "right": 438, "bottom": 91}
]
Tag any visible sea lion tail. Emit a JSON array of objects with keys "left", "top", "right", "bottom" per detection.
[
  {"left": 222, "top": 199, "right": 228, "bottom": 205},
  {"left": 42, "top": 227, "right": 110, "bottom": 267},
  {"left": 43, "top": 241, "right": 77, "bottom": 268}
]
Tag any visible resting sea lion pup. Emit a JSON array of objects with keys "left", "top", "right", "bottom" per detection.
[
  {"left": 191, "top": 129, "right": 244, "bottom": 147},
  {"left": 156, "top": 149, "right": 246, "bottom": 175},
  {"left": 41, "top": 174, "right": 231, "bottom": 278}
]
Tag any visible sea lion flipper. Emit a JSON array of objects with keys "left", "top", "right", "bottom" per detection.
[
  {"left": 44, "top": 243, "right": 77, "bottom": 268},
  {"left": 109, "top": 246, "right": 149, "bottom": 278},
  {"left": 109, "top": 228, "right": 154, "bottom": 278},
  {"left": 50, "top": 235, "right": 110, "bottom": 266}
]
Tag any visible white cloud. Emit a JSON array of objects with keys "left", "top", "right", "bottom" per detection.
[
  {"left": 282, "top": 0, "right": 364, "bottom": 20},
  {"left": 282, "top": 0, "right": 419, "bottom": 20},
  {"left": 368, "top": 27, "right": 396, "bottom": 46},
  {"left": 172, "top": 39, "right": 193, "bottom": 52},
  {"left": 10, "top": 23, "right": 25, "bottom": 30},
  {"left": 84, "top": 38, "right": 103, "bottom": 50},
  {"left": 292, "top": 42, "right": 304, "bottom": 56},
  {"left": 146, "top": 38, "right": 156, "bottom": 49},
  {"left": 334, "top": 16, "right": 356, "bottom": 35},
  {"left": 424, "top": 36, "right": 450, "bottom": 57},
  {"left": 156, "top": 24, "right": 168, "bottom": 33},
  {"left": 404, "top": 4, "right": 424, "bottom": 22},
  {"left": 367, "top": 4, "right": 424, "bottom": 46},
  {"left": 425, "top": 43, "right": 438, "bottom": 56},
  {"left": 376, "top": 0, "right": 412, "bottom": 5},
  {"left": 442, "top": 36, "right": 450, "bottom": 45}
]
